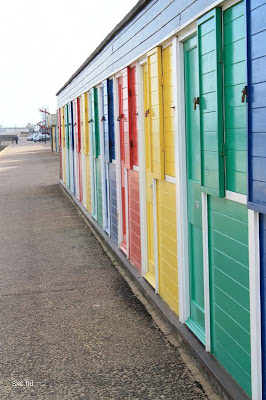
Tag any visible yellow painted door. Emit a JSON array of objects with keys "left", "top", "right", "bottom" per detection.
[
  {"left": 162, "top": 45, "right": 175, "bottom": 178},
  {"left": 147, "top": 47, "right": 164, "bottom": 181},
  {"left": 156, "top": 45, "right": 178, "bottom": 315},
  {"left": 143, "top": 62, "right": 156, "bottom": 288}
]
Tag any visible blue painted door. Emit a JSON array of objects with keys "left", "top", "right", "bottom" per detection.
[
  {"left": 102, "top": 79, "right": 110, "bottom": 234},
  {"left": 247, "top": 0, "right": 266, "bottom": 213},
  {"left": 247, "top": 0, "right": 266, "bottom": 397}
]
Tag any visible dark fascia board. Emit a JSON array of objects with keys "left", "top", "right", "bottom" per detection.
[{"left": 56, "top": 0, "right": 152, "bottom": 96}]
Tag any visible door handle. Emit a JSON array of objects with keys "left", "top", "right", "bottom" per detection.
[
  {"left": 145, "top": 109, "right": 150, "bottom": 117},
  {"left": 117, "top": 114, "right": 123, "bottom": 121},
  {"left": 241, "top": 86, "right": 248, "bottom": 103},
  {"left": 193, "top": 97, "right": 200, "bottom": 110}
]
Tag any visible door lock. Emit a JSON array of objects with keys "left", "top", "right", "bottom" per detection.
[
  {"left": 193, "top": 97, "right": 200, "bottom": 110},
  {"left": 117, "top": 114, "right": 124, "bottom": 121}
]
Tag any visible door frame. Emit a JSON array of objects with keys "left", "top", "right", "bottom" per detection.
[
  {"left": 174, "top": 27, "right": 211, "bottom": 351},
  {"left": 88, "top": 90, "right": 97, "bottom": 220},
  {"left": 98, "top": 84, "right": 108, "bottom": 233},
  {"left": 138, "top": 56, "right": 159, "bottom": 290},
  {"left": 113, "top": 73, "right": 123, "bottom": 249},
  {"left": 137, "top": 60, "right": 148, "bottom": 277}
]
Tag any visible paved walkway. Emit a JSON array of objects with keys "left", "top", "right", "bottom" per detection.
[{"left": 0, "top": 139, "right": 213, "bottom": 399}]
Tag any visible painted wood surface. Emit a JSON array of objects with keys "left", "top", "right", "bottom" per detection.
[
  {"left": 184, "top": 35, "right": 205, "bottom": 344},
  {"left": 86, "top": 155, "right": 92, "bottom": 213},
  {"left": 89, "top": 88, "right": 100, "bottom": 220},
  {"left": 77, "top": 97, "right": 83, "bottom": 204},
  {"left": 110, "top": 163, "right": 118, "bottom": 244},
  {"left": 129, "top": 66, "right": 138, "bottom": 167},
  {"left": 61, "top": 107, "right": 66, "bottom": 184},
  {"left": 128, "top": 170, "right": 141, "bottom": 271},
  {"left": 58, "top": 108, "right": 62, "bottom": 180},
  {"left": 96, "top": 158, "right": 103, "bottom": 228},
  {"left": 162, "top": 45, "right": 175, "bottom": 178},
  {"left": 144, "top": 61, "right": 156, "bottom": 288},
  {"left": 224, "top": 1, "right": 247, "bottom": 195},
  {"left": 147, "top": 47, "right": 164, "bottom": 181},
  {"left": 73, "top": 99, "right": 79, "bottom": 199},
  {"left": 64, "top": 104, "right": 70, "bottom": 189},
  {"left": 157, "top": 180, "right": 178, "bottom": 315},
  {"left": 208, "top": 196, "right": 251, "bottom": 396},
  {"left": 108, "top": 79, "right": 115, "bottom": 161},
  {"left": 81, "top": 94, "right": 87, "bottom": 208},
  {"left": 57, "top": 0, "right": 219, "bottom": 107},
  {"left": 69, "top": 102, "right": 75, "bottom": 194},
  {"left": 247, "top": 0, "right": 266, "bottom": 212},
  {"left": 260, "top": 213, "right": 266, "bottom": 398},
  {"left": 118, "top": 75, "right": 128, "bottom": 253},
  {"left": 198, "top": 8, "right": 224, "bottom": 198}
]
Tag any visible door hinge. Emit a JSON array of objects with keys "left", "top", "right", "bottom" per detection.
[
  {"left": 219, "top": 49, "right": 223, "bottom": 64},
  {"left": 221, "top": 142, "right": 226, "bottom": 157}
]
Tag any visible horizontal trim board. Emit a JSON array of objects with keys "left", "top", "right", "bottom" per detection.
[
  {"left": 57, "top": 0, "right": 226, "bottom": 107},
  {"left": 225, "top": 191, "right": 247, "bottom": 205},
  {"left": 56, "top": 0, "right": 152, "bottom": 96},
  {"left": 59, "top": 179, "right": 250, "bottom": 400},
  {"left": 247, "top": 200, "right": 266, "bottom": 214}
]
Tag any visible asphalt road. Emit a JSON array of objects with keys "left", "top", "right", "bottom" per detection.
[{"left": 0, "top": 139, "right": 213, "bottom": 399}]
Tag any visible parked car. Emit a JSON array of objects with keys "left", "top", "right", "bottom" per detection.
[
  {"left": 27, "top": 133, "right": 38, "bottom": 141},
  {"left": 33, "top": 134, "right": 50, "bottom": 142}
]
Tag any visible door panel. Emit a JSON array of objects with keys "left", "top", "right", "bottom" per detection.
[
  {"left": 96, "top": 158, "right": 103, "bottom": 228},
  {"left": 128, "top": 169, "right": 141, "bottom": 271},
  {"left": 224, "top": 1, "right": 247, "bottom": 194},
  {"left": 118, "top": 76, "right": 127, "bottom": 253},
  {"left": 184, "top": 36, "right": 205, "bottom": 344},
  {"left": 208, "top": 196, "right": 250, "bottom": 396},
  {"left": 143, "top": 62, "right": 155, "bottom": 288},
  {"left": 147, "top": 47, "right": 164, "bottom": 181},
  {"left": 162, "top": 45, "right": 175, "bottom": 177}
]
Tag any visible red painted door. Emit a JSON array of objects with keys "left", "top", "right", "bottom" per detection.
[
  {"left": 128, "top": 169, "right": 141, "bottom": 271},
  {"left": 77, "top": 97, "right": 83, "bottom": 203},
  {"left": 128, "top": 66, "right": 141, "bottom": 270},
  {"left": 118, "top": 75, "right": 127, "bottom": 254}
]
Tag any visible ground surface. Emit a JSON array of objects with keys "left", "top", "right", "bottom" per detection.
[{"left": 0, "top": 139, "right": 211, "bottom": 399}]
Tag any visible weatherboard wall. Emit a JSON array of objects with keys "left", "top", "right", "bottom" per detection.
[{"left": 57, "top": 0, "right": 218, "bottom": 108}]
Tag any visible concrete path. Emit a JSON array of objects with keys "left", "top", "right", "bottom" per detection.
[{"left": 0, "top": 139, "right": 212, "bottom": 399}]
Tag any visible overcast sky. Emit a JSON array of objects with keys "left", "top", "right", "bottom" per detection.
[{"left": 0, "top": 0, "right": 138, "bottom": 127}]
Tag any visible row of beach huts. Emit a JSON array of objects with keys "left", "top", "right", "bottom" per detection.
[{"left": 54, "top": 1, "right": 266, "bottom": 398}]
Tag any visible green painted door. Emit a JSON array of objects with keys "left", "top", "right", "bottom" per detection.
[
  {"left": 224, "top": 1, "right": 247, "bottom": 194},
  {"left": 184, "top": 36, "right": 205, "bottom": 344},
  {"left": 208, "top": 197, "right": 250, "bottom": 395},
  {"left": 96, "top": 158, "right": 103, "bottom": 228}
]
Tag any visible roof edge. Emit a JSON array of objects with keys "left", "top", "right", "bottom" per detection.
[{"left": 56, "top": 0, "right": 151, "bottom": 97}]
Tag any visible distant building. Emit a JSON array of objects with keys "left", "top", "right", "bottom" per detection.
[{"left": 0, "top": 125, "right": 34, "bottom": 136}]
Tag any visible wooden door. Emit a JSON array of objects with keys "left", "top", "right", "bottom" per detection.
[
  {"left": 184, "top": 35, "right": 205, "bottom": 344},
  {"left": 102, "top": 79, "right": 110, "bottom": 234},
  {"left": 143, "top": 62, "right": 156, "bottom": 287},
  {"left": 118, "top": 74, "right": 128, "bottom": 253}
]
